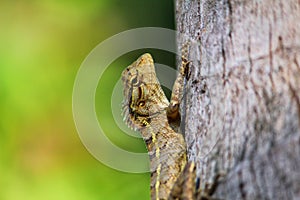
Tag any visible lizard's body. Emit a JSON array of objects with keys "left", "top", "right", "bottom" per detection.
[
  {"left": 141, "top": 115, "right": 187, "bottom": 199},
  {"left": 122, "top": 53, "right": 191, "bottom": 199}
]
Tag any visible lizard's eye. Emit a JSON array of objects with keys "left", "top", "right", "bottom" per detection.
[
  {"left": 131, "top": 76, "right": 138, "bottom": 85},
  {"left": 138, "top": 101, "right": 145, "bottom": 107}
]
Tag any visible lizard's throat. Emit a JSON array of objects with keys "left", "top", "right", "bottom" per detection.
[{"left": 139, "top": 114, "right": 169, "bottom": 144}]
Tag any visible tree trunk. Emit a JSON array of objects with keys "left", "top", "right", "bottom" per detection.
[{"left": 176, "top": 0, "right": 300, "bottom": 199}]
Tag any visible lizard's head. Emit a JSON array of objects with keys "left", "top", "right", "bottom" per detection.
[{"left": 121, "top": 53, "right": 169, "bottom": 130}]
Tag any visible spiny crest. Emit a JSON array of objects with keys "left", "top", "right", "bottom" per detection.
[{"left": 121, "top": 53, "right": 169, "bottom": 130}]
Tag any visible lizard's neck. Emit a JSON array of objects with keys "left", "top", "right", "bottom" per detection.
[{"left": 139, "top": 112, "right": 187, "bottom": 200}]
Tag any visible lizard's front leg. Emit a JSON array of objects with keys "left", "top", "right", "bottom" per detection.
[{"left": 167, "top": 42, "right": 191, "bottom": 126}]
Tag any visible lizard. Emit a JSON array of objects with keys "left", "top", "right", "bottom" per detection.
[
  {"left": 121, "top": 48, "right": 222, "bottom": 199},
  {"left": 121, "top": 48, "right": 194, "bottom": 199}
]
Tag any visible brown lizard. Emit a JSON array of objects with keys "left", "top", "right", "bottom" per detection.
[
  {"left": 121, "top": 49, "right": 193, "bottom": 199},
  {"left": 121, "top": 51, "right": 221, "bottom": 199}
]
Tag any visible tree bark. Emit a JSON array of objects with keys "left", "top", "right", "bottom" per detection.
[{"left": 176, "top": 0, "right": 300, "bottom": 199}]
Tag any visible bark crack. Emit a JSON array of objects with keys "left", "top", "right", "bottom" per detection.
[
  {"left": 238, "top": 170, "right": 246, "bottom": 199},
  {"left": 221, "top": 35, "right": 227, "bottom": 85},
  {"left": 247, "top": 35, "right": 253, "bottom": 73},
  {"left": 268, "top": 22, "right": 275, "bottom": 89},
  {"left": 227, "top": 0, "right": 235, "bottom": 56},
  {"left": 288, "top": 82, "right": 300, "bottom": 128},
  {"left": 294, "top": 56, "right": 300, "bottom": 72}
]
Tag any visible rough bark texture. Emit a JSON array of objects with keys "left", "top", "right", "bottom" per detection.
[{"left": 176, "top": 0, "right": 300, "bottom": 199}]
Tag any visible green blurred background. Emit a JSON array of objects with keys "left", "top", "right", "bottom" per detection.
[{"left": 0, "top": 1, "right": 175, "bottom": 199}]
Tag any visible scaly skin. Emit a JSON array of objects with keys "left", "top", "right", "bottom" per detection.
[{"left": 122, "top": 53, "right": 188, "bottom": 200}]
